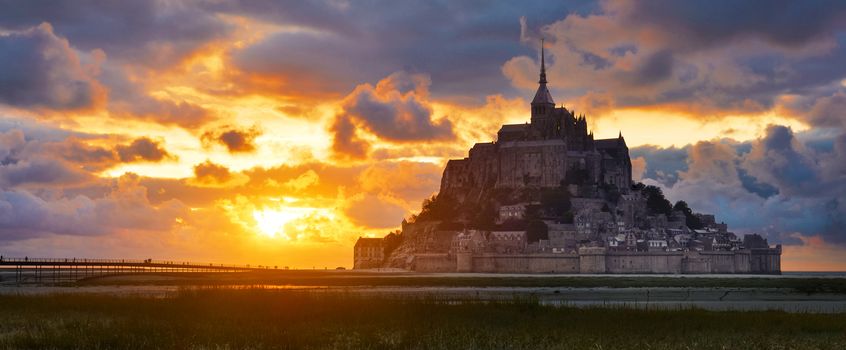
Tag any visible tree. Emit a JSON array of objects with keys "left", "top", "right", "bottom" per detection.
[
  {"left": 526, "top": 220, "right": 548, "bottom": 243},
  {"left": 470, "top": 202, "right": 497, "bottom": 230},
  {"left": 383, "top": 231, "right": 403, "bottom": 257},
  {"left": 414, "top": 194, "right": 458, "bottom": 222},
  {"left": 565, "top": 167, "right": 590, "bottom": 185},
  {"left": 540, "top": 187, "right": 571, "bottom": 218},
  {"left": 642, "top": 185, "right": 672, "bottom": 215},
  {"left": 673, "top": 200, "right": 704, "bottom": 229}
]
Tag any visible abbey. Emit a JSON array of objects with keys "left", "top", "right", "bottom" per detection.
[
  {"left": 353, "top": 45, "right": 781, "bottom": 274},
  {"left": 442, "top": 46, "right": 631, "bottom": 193}
]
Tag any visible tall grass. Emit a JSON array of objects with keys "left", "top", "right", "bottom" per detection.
[{"left": 0, "top": 288, "right": 844, "bottom": 349}]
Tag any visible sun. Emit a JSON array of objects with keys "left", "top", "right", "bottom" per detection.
[{"left": 252, "top": 209, "right": 301, "bottom": 238}]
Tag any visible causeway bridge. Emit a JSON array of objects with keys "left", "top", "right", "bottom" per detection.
[{"left": 0, "top": 257, "right": 274, "bottom": 284}]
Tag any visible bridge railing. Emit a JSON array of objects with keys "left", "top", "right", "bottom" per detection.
[{"left": 0, "top": 257, "right": 275, "bottom": 270}]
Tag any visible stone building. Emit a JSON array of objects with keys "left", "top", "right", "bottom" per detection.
[
  {"left": 440, "top": 44, "right": 632, "bottom": 195},
  {"left": 353, "top": 44, "right": 781, "bottom": 275},
  {"left": 353, "top": 237, "right": 384, "bottom": 269}
]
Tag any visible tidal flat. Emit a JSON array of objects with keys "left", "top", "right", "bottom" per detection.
[
  {"left": 5, "top": 270, "right": 846, "bottom": 313},
  {"left": 1, "top": 288, "right": 845, "bottom": 350}
]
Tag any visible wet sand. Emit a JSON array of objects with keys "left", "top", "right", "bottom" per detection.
[
  {"left": 1, "top": 283, "right": 845, "bottom": 313},
  {"left": 3, "top": 270, "right": 846, "bottom": 313}
]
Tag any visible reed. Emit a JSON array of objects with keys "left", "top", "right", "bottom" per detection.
[{"left": 0, "top": 288, "right": 844, "bottom": 349}]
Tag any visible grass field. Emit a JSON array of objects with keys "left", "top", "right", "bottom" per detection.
[{"left": 1, "top": 288, "right": 845, "bottom": 349}]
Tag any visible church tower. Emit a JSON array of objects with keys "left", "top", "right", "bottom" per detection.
[{"left": 531, "top": 39, "right": 555, "bottom": 123}]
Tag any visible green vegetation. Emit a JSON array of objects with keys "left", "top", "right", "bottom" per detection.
[
  {"left": 525, "top": 219, "right": 549, "bottom": 243},
  {"left": 641, "top": 184, "right": 673, "bottom": 216},
  {"left": 410, "top": 194, "right": 459, "bottom": 223},
  {"left": 673, "top": 200, "right": 705, "bottom": 229},
  {"left": 0, "top": 289, "right": 844, "bottom": 349}
]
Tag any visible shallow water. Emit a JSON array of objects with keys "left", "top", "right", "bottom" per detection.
[{"left": 1, "top": 284, "right": 845, "bottom": 313}]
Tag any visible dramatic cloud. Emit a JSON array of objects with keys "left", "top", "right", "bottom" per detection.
[
  {"left": 221, "top": 1, "right": 585, "bottom": 100},
  {"left": 0, "top": 129, "right": 25, "bottom": 162},
  {"left": 330, "top": 116, "right": 370, "bottom": 160},
  {"left": 115, "top": 137, "right": 173, "bottom": 163},
  {"left": 0, "top": 0, "right": 232, "bottom": 67},
  {"left": 639, "top": 125, "right": 846, "bottom": 245},
  {"left": 101, "top": 66, "right": 216, "bottom": 128},
  {"left": 0, "top": 174, "right": 188, "bottom": 241},
  {"left": 629, "top": 145, "right": 690, "bottom": 186},
  {"left": 0, "top": 23, "right": 104, "bottom": 110},
  {"left": 331, "top": 72, "right": 454, "bottom": 159},
  {"left": 0, "top": 156, "right": 90, "bottom": 188},
  {"left": 0, "top": 129, "right": 92, "bottom": 188},
  {"left": 781, "top": 89, "right": 846, "bottom": 129},
  {"left": 201, "top": 126, "right": 261, "bottom": 153},
  {"left": 190, "top": 160, "right": 248, "bottom": 188},
  {"left": 502, "top": 0, "right": 846, "bottom": 120},
  {"left": 616, "top": 0, "right": 846, "bottom": 50}
]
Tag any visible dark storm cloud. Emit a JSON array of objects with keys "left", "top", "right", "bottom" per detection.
[
  {"left": 222, "top": 0, "right": 594, "bottom": 100},
  {"left": 505, "top": 0, "right": 846, "bottom": 120},
  {"left": 0, "top": 0, "right": 232, "bottom": 67},
  {"left": 742, "top": 125, "right": 825, "bottom": 196},
  {"left": 619, "top": 0, "right": 846, "bottom": 50},
  {"left": 201, "top": 126, "right": 261, "bottom": 153},
  {"left": 623, "top": 50, "right": 675, "bottom": 86},
  {"left": 638, "top": 125, "right": 846, "bottom": 245},
  {"left": 0, "top": 23, "right": 103, "bottom": 110},
  {"left": 782, "top": 88, "right": 846, "bottom": 129},
  {"left": 629, "top": 145, "right": 690, "bottom": 186}
]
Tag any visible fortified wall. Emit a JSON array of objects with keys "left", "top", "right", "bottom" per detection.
[{"left": 413, "top": 246, "right": 782, "bottom": 274}]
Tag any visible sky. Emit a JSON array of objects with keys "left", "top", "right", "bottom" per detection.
[{"left": 0, "top": 0, "right": 845, "bottom": 270}]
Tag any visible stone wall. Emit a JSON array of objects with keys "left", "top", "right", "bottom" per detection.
[
  {"left": 578, "top": 247, "right": 607, "bottom": 273},
  {"left": 409, "top": 248, "right": 781, "bottom": 274},
  {"left": 472, "top": 254, "right": 580, "bottom": 273},
  {"left": 413, "top": 253, "right": 455, "bottom": 272},
  {"left": 750, "top": 246, "right": 782, "bottom": 274},
  {"left": 606, "top": 251, "right": 683, "bottom": 274}
]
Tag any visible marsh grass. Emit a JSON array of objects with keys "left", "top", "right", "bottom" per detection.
[{"left": 0, "top": 288, "right": 845, "bottom": 349}]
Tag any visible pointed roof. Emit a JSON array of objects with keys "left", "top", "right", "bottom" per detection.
[
  {"left": 532, "top": 38, "right": 555, "bottom": 106},
  {"left": 532, "top": 84, "right": 555, "bottom": 105}
]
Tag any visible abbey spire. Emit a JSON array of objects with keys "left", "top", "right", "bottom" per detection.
[
  {"left": 539, "top": 38, "right": 548, "bottom": 84},
  {"left": 531, "top": 38, "right": 555, "bottom": 119}
]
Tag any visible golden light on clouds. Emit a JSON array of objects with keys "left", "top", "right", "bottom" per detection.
[{"left": 593, "top": 108, "right": 810, "bottom": 147}]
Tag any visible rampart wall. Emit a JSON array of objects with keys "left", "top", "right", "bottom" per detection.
[{"left": 411, "top": 247, "right": 781, "bottom": 274}]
